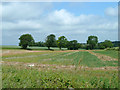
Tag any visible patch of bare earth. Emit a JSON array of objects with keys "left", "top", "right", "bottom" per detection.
[
  {"left": 87, "top": 50, "right": 118, "bottom": 61},
  {"left": 1, "top": 61, "right": 118, "bottom": 71},
  {"left": 2, "top": 50, "right": 30, "bottom": 56},
  {"left": 2, "top": 49, "right": 91, "bottom": 56},
  {"left": 2, "top": 50, "right": 77, "bottom": 56},
  {"left": 27, "top": 51, "right": 51, "bottom": 52},
  {"left": 2, "top": 50, "right": 52, "bottom": 56}
]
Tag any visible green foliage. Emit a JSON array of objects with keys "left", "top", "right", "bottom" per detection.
[
  {"left": 57, "top": 36, "right": 67, "bottom": 50},
  {"left": 87, "top": 36, "right": 98, "bottom": 50},
  {"left": 2, "top": 65, "right": 118, "bottom": 88},
  {"left": 98, "top": 43, "right": 105, "bottom": 49},
  {"left": 37, "top": 41, "right": 45, "bottom": 47},
  {"left": 67, "top": 40, "right": 81, "bottom": 50},
  {"left": 29, "top": 41, "right": 45, "bottom": 47},
  {"left": 112, "top": 41, "right": 120, "bottom": 47},
  {"left": 17, "top": 33, "right": 119, "bottom": 50},
  {"left": 105, "top": 47, "right": 119, "bottom": 51},
  {"left": 103, "top": 40, "right": 113, "bottom": 48},
  {"left": 19, "top": 34, "right": 34, "bottom": 49},
  {"left": 2, "top": 65, "right": 73, "bottom": 88},
  {"left": 2, "top": 45, "right": 67, "bottom": 51},
  {"left": 45, "top": 34, "right": 57, "bottom": 49},
  {"left": 2, "top": 49, "right": 118, "bottom": 88},
  {"left": 99, "top": 40, "right": 113, "bottom": 49}
]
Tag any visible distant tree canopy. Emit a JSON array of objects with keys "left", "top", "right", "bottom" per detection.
[
  {"left": 57, "top": 36, "right": 67, "bottom": 50},
  {"left": 112, "top": 41, "right": 120, "bottom": 47},
  {"left": 87, "top": 36, "right": 98, "bottom": 50},
  {"left": 29, "top": 41, "right": 45, "bottom": 47},
  {"left": 19, "top": 34, "right": 34, "bottom": 49},
  {"left": 67, "top": 40, "right": 81, "bottom": 50},
  {"left": 99, "top": 40, "right": 113, "bottom": 49},
  {"left": 18, "top": 34, "right": 117, "bottom": 50},
  {"left": 36, "top": 41, "right": 45, "bottom": 47},
  {"left": 45, "top": 34, "right": 56, "bottom": 49}
]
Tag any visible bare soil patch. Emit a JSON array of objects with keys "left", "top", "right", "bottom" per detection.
[
  {"left": 2, "top": 50, "right": 51, "bottom": 56},
  {"left": 2, "top": 49, "right": 97, "bottom": 56},
  {"left": 27, "top": 50, "right": 51, "bottom": 52},
  {"left": 1, "top": 61, "right": 118, "bottom": 70},
  {"left": 2, "top": 50, "right": 29, "bottom": 56}
]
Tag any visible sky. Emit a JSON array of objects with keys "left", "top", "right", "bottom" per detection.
[{"left": 2, "top": 2, "right": 118, "bottom": 45}]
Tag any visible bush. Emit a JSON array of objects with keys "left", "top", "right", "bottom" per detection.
[{"left": 105, "top": 47, "right": 119, "bottom": 51}]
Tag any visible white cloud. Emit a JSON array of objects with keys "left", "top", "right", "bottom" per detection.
[
  {"left": 47, "top": 9, "right": 75, "bottom": 25},
  {"left": 47, "top": 9, "right": 99, "bottom": 26},
  {"left": 2, "top": 3, "right": 118, "bottom": 45},
  {"left": 0, "top": 4, "right": 1, "bottom": 17},
  {"left": 46, "top": 9, "right": 117, "bottom": 31},
  {"left": 3, "top": 20, "right": 42, "bottom": 31},
  {"left": 2, "top": 2, "right": 53, "bottom": 21},
  {"left": 105, "top": 7, "right": 118, "bottom": 17}
]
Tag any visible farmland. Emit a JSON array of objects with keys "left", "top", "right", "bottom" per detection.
[{"left": 1, "top": 46, "right": 118, "bottom": 88}]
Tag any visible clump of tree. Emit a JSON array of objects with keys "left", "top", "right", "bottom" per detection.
[
  {"left": 37, "top": 41, "right": 45, "bottom": 47},
  {"left": 99, "top": 40, "right": 113, "bottom": 49},
  {"left": 19, "top": 34, "right": 116, "bottom": 50},
  {"left": 87, "top": 36, "right": 98, "bottom": 50},
  {"left": 112, "top": 41, "right": 120, "bottom": 47},
  {"left": 19, "top": 34, "right": 34, "bottom": 49},
  {"left": 45, "top": 34, "right": 57, "bottom": 49},
  {"left": 29, "top": 41, "right": 45, "bottom": 47},
  {"left": 67, "top": 40, "right": 81, "bottom": 50},
  {"left": 57, "top": 36, "right": 67, "bottom": 50}
]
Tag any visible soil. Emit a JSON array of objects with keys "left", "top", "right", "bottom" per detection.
[
  {"left": 1, "top": 61, "right": 118, "bottom": 71},
  {"left": 2, "top": 50, "right": 118, "bottom": 71}
]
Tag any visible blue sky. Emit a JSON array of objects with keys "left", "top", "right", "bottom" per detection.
[
  {"left": 2, "top": 2, "right": 118, "bottom": 45},
  {"left": 52, "top": 2, "right": 117, "bottom": 16}
]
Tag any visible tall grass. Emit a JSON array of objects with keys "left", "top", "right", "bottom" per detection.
[{"left": 2, "top": 65, "right": 118, "bottom": 88}]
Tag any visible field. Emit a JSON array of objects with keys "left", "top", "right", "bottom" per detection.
[{"left": 1, "top": 46, "right": 118, "bottom": 88}]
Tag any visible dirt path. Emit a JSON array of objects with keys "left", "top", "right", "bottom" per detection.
[
  {"left": 1, "top": 61, "right": 118, "bottom": 70},
  {"left": 2, "top": 49, "right": 102, "bottom": 56},
  {"left": 87, "top": 50, "right": 118, "bottom": 61},
  {"left": 2, "top": 50, "right": 84, "bottom": 56}
]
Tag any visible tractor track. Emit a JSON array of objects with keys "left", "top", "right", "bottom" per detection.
[{"left": 1, "top": 61, "right": 118, "bottom": 71}]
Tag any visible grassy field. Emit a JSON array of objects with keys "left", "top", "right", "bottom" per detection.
[
  {"left": 93, "top": 50, "right": 118, "bottom": 59},
  {"left": 2, "top": 65, "right": 118, "bottom": 88},
  {"left": 1, "top": 46, "right": 118, "bottom": 88}
]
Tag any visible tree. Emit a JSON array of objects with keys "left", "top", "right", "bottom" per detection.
[
  {"left": 98, "top": 40, "right": 113, "bottom": 49},
  {"left": 29, "top": 41, "right": 45, "bottom": 47},
  {"left": 87, "top": 36, "right": 98, "bottom": 50},
  {"left": 57, "top": 36, "right": 67, "bottom": 50},
  {"left": 102, "top": 40, "right": 113, "bottom": 48},
  {"left": 37, "top": 41, "right": 45, "bottom": 47},
  {"left": 45, "top": 34, "right": 56, "bottom": 49},
  {"left": 67, "top": 40, "right": 81, "bottom": 50},
  {"left": 98, "top": 43, "right": 105, "bottom": 49},
  {"left": 19, "top": 34, "right": 34, "bottom": 49}
]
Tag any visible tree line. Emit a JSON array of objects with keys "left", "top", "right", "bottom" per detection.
[{"left": 19, "top": 34, "right": 114, "bottom": 50}]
